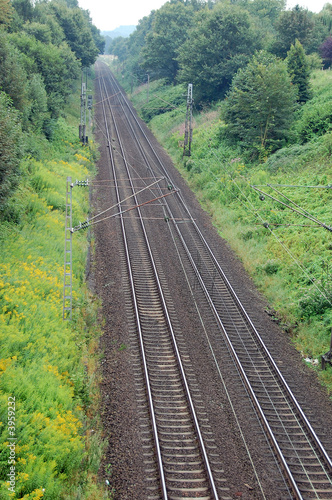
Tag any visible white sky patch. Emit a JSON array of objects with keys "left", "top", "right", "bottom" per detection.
[
  {"left": 78, "top": 0, "right": 167, "bottom": 31},
  {"left": 77, "top": 0, "right": 328, "bottom": 32}
]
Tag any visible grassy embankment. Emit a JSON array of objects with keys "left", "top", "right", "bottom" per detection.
[
  {"left": 113, "top": 62, "right": 332, "bottom": 393},
  {"left": 0, "top": 78, "right": 111, "bottom": 499}
]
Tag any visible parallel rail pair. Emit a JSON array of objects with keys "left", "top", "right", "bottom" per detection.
[{"left": 96, "top": 61, "right": 332, "bottom": 499}]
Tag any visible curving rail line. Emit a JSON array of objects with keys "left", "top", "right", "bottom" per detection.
[{"left": 95, "top": 61, "right": 332, "bottom": 500}]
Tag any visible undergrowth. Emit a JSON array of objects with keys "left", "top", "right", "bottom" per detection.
[{"left": 0, "top": 81, "right": 110, "bottom": 499}]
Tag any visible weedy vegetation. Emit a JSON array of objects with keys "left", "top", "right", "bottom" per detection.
[
  {"left": 0, "top": 86, "right": 111, "bottom": 499},
  {"left": 113, "top": 63, "right": 332, "bottom": 394}
]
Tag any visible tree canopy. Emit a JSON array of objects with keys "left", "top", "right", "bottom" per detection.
[
  {"left": 109, "top": 0, "right": 328, "bottom": 109},
  {"left": 273, "top": 5, "right": 315, "bottom": 57},
  {"left": 0, "top": 93, "right": 23, "bottom": 207},
  {"left": 177, "top": 5, "right": 260, "bottom": 103},
  {"left": 223, "top": 51, "right": 297, "bottom": 155},
  {"left": 142, "top": 2, "right": 195, "bottom": 81},
  {"left": 0, "top": 0, "right": 103, "bottom": 206}
]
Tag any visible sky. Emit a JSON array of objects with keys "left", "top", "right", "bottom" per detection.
[{"left": 77, "top": 0, "right": 329, "bottom": 32}]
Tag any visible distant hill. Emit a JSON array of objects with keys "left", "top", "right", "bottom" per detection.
[{"left": 102, "top": 26, "right": 136, "bottom": 39}]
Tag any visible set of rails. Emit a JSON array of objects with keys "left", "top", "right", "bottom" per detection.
[{"left": 95, "top": 61, "right": 332, "bottom": 499}]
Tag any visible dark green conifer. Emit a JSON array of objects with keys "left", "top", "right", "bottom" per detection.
[{"left": 287, "top": 39, "right": 312, "bottom": 103}]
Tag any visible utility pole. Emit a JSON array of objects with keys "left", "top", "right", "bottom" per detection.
[
  {"left": 62, "top": 177, "right": 89, "bottom": 320},
  {"left": 146, "top": 73, "right": 150, "bottom": 103},
  {"left": 63, "top": 177, "right": 73, "bottom": 320},
  {"left": 183, "top": 83, "right": 193, "bottom": 157},
  {"left": 79, "top": 69, "right": 88, "bottom": 144},
  {"left": 87, "top": 94, "right": 93, "bottom": 129}
]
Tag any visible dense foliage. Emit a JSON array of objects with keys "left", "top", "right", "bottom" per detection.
[
  {"left": 0, "top": 93, "right": 22, "bottom": 206},
  {"left": 177, "top": 4, "right": 260, "bottom": 102},
  {"left": 0, "top": 0, "right": 104, "bottom": 207},
  {"left": 109, "top": 0, "right": 332, "bottom": 161},
  {"left": 286, "top": 39, "right": 312, "bottom": 103},
  {"left": 111, "top": 0, "right": 326, "bottom": 111},
  {"left": 223, "top": 51, "right": 297, "bottom": 156},
  {"left": 0, "top": 116, "right": 108, "bottom": 499},
  {"left": 143, "top": 2, "right": 195, "bottom": 81}
]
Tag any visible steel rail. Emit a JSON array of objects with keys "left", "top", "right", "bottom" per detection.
[
  {"left": 98, "top": 71, "right": 168, "bottom": 498},
  {"left": 104, "top": 64, "right": 332, "bottom": 498},
  {"left": 98, "top": 65, "right": 220, "bottom": 499}
]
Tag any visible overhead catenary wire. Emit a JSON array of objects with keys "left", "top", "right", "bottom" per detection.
[
  {"left": 72, "top": 189, "right": 178, "bottom": 232},
  {"left": 254, "top": 223, "right": 320, "bottom": 228},
  {"left": 251, "top": 185, "right": 332, "bottom": 232},
  {"left": 93, "top": 116, "right": 170, "bottom": 202},
  {"left": 252, "top": 184, "right": 332, "bottom": 189},
  {"left": 234, "top": 179, "right": 332, "bottom": 305},
  {"left": 82, "top": 177, "right": 165, "bottom": 224},
  {"left": 122, "top": 69, "right": 186, "bottom": 113},
  {"left": 93, "top": 91, "right": 122, "bottom": 107},
  {"left": 187, "top": 147, "right": 332, "bottom": 306},
  {"left": 268, "top": 183, "right": 330, "bottom": 223}
]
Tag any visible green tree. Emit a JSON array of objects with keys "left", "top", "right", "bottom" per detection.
[
  {"left": 10, "top": 32, "right": 80, "bottom": 116},
  {"left": 0, "top": 0, "right": 14, "bottom": 27},
  {"left": 273, "top": 5, "right": 314, "bottom": 58},
  {"left": 177, "top": 5, "right": 260, "bottom": 104},
  {"left": 22, "top": 21, "right": 53, "bottom": 44},
  {"left": 0, "top": 31, "right": 28, "bottom": 112},
  {"left": 33, "top": 3, "right": 66, "bottom": 45},
  {"left": 317, "top": 2, "right": 332, "bottom": 32},
  {"left": 90, "top": 23, "right": 105, "bottom": 54},
  {"left": 11, "top": 0, "right": 33, "bottom": 23},
  {"left": 50, "top": 3, "right": 99, "bottom": 66},
  {"left": 240, "top": 0, "right": 285, "bottom": 51},
  {"left": 142, "top": 2, "right": 194, "bottom": 81},
  {"left": 240, "top": 0, "right": 285, "bottom": 24},
  {"left": 26, "top": 73, "right": 49, "bottom": 132},
  {"left": 0, "top": 92, "right": 22, "bottom": 208},
  {"left": 108, "top": 36, "right": 128, "bottom": 62},
  {"left": 286, "top": 39, "right": 311, "bottom": 103},
  {"left": 223, "top": 51, "right": 297, "bottom": 156},
  {"left": 125, "top": 12, "right": 156, "bottom": 83}
]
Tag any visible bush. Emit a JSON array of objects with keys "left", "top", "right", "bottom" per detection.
[
  {"left": 300, "top": 289, "right": 332, "bottom": 317},
  {"left": 297, "top": 98, "right": 332, "bottom": 142},
  {"left": 263, "top": 259, "right": 280, "bottom": 275}
]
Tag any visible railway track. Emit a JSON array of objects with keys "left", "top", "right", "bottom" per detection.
[
  {"left": 94, "top": 61, "right": 332, "bottom": 499},
  {"left": 97, "top": 65, "right": 229, "bottom": 499}
]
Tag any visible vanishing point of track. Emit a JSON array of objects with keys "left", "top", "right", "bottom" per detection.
[{"left": 95, "top": 61, "right": 332, "bottom": 500}]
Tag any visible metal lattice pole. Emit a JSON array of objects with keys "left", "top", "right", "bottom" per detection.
[
  {"left": 63, "top": 177, "right": 73, "bottom": 320},
  {"left": 183, "top": 83, "right": 193, "bottom": 157}
]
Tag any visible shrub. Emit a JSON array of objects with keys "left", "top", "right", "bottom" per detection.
[
  {"left": 300, "top": 289, "right": 332, "bottom": 317},
  {"left": 263, "top": 259, "right": 280, "bottom": 275},
  {"left": 297, "top": 98, "right": 332, "bottom": 142}
]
